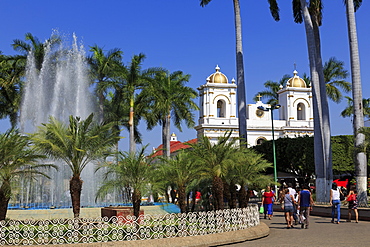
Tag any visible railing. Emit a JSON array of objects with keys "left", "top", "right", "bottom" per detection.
[{"left": 0, "top": 204, "right": 259, "bottom": 245}]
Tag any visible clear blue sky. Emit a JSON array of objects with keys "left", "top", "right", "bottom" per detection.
[{"left": 0, "top": 1, "right": 369, "bottom": 152}]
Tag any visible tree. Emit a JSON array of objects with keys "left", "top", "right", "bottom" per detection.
[
  {"left": 187, "top": 131, "right": 238, "bottom": 210},
  {"left": 157, "top": 151, "right": 201, "bottom": 213},
  {"left": 12, "top": 32, "right": 61, "bottom": 71},
  {"left": 0, "top": 129, "right": 55, "bottom": 221},
  {"left": 345, "top": 0, "right": 367, "bottom": 206},
  {"left": 139, "top": 70, "right": 198, "bottom": 157},
  {"left": 341, "top": 96, "right": 370, "bottom": 119},
  {"left": 323, "top": 57, "right": 351, "bottom": 103},
  {"left": 231, "top": 149, "right": 273, "bottom": 208},
  {"left": 199, "top": 0, "right": 278, "bottom": 144},
  {"left": 88, "top": 45, "right": 123, "bottom": 122},
  {"left": 253, "top": 74, "right": 290, "bottom": 105},
  {"left": 0, "top": 54, "right": 25, "bottom": 127},
  {"left": 118, "top": 54, "right": 160, "bottom": 153},
  {"left": 31, "top": 113, "right": 119, "bottom": 218},
  {"left": 96, "top": 146, "right": 155, "bottom": 219}
]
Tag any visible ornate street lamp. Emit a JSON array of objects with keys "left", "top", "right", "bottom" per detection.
[{"left": 257, "top": 104, "right": 281, "bottom": 193}]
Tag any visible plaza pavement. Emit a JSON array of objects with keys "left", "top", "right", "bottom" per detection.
[{"left": 228, "top": 211, "right": 370, "bottom": 247}]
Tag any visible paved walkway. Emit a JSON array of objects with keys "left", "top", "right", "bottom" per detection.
[{"left": 228, "top": 211, "right": 370, "bottom": 247}]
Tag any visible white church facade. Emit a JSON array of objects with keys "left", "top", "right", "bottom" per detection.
[{"left": 195, "top": 66, "right": 314, "bottom": 146}]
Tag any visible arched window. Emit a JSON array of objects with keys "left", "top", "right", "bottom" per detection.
[
  {"left": 297, "top": 103, "right": 305, "bottom": 120},
  {"left": 217, "top": 100, "right": 226, "bottom": 118},
  {"left": 256, "top": 138, "right": 266, "bottom": 145}
]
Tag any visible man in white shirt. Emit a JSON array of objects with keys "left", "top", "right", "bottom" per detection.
[{"left": 287, "top": 183, "right": 298, "bottom": 224}]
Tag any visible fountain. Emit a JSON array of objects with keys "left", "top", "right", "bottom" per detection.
[{"left": 14, "top": 33, "right": 118, "bottom": 209}]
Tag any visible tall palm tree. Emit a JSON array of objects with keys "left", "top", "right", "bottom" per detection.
[
  {"left": 199, "top": 0, "right": 279, "bottom": 144},
  {"left": 31, "top": 113, "right": 119, "bottom": 218},
  {"left": 156, "top": 151, "right": 201, "bottom": 213},
  {"left": 253, "top": 74, "right": 291, "bottom": 105},
  {"left": 188, "top": 131, "right": 238, "bottom": 210},
  {"left": 345, "top": 0, "right": 367, "bottom": 206},
  {"left": 96, "top": 146, "right": 155, "bottom": 219},
  {"left": 118, "top": 54, "right": 160, "bottom": 153},
  {"left": 0, "top": 129, "right": 55, "bottom": 221},
  {"left": 88, "top": 45, "right": 123, "bottom": 123},
  {"left": 139, "top": 70, "right": 198, "bottom": 157},
  {"left": 323, "top": 57, "right": 351, "bottom": 103},
  {"left": 341, "top": 97, "right": 370, "bottom": 119},
  {"left": 255, "top": 57, "right": 351, "bottom": 105},
  {"left": 12, "top": 32, "right": 61, "bottom": 71}
]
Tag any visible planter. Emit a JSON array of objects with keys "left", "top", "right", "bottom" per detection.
[{"left": 101, "top": 206, "right": 144, "bottom": 223}]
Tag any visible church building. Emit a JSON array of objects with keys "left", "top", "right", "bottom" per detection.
[{"left": 194, "top": 66, "right": 314, "bottom": 146}]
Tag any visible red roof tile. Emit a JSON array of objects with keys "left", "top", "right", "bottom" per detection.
[{"left": 152, "top": 138, "right": 197, "bottom": 157}]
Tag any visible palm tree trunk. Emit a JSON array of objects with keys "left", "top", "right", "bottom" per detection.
[
  {"left": 162, "top": 114, "right": 171, "bottom": 158},
  {"left": 70, "top": 175, "right": 83, "bottom": 218},
  {"left": 300, "top": 0, "right": 331, "bottom": 202},
  {"left": 132, "top": 188, "right": 141, "bottom": 220},
  {"left": 229, "top": 183, "right": 237, "bottom": 209},
  {"left": 212, "top": 176, "right": 224, "bottom": 210},
  {"left": 129, "top": 96, "right": 135, "bottom": 154},
  {"left": 346, "top": 0, "right": 367, "bottom": 206},
  {"left": 178, "top": 185, "right": 187, "bottom": 213},
  {"left": 238, "top": 185, "right": 248, "bottom": 208},
  {"left": 0, "top": 182, "right": 11, "bottom": 221},
  {"left": 233, "top": 0, "right": 247, "bottom": 145},
  {"left": 223, "top": 180, "right": 231, "bottom": 209}
]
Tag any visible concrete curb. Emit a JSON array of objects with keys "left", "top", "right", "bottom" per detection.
[{"left": 20, "top": 223, "right": 269, "bottom": 247}]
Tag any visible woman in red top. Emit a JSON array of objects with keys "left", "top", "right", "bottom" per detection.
[
  {"left": 261, "top": 186, "right": 275, "bottom": 220},
  {"left": 347, "top": 189, "right": 359, "bottom": 223}
]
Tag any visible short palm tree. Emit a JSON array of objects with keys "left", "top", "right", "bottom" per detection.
[
  {"left": 0, "top": 129, "right": 55, "bottom": 221},
  {"left": 31, "top": 113, "right": 119, "bottom": 218},
  {"left": 231, "top": 149, "right": 273, "bottom": 208},
  {"left": 157, "top": 151, "right": 201, "bottom": 213},
  {"left": 96, "top": 146, "right": 155, "bottom": 219},
  {"left": 188, "top": 131, "right": 238, "bottom": 210},
  {"left": 139, "top": 70, "right": 198, "bottom": 157}
]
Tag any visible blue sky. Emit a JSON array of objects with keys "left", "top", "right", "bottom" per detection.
[{"left": 0, "top": 1, "right": 369, "bottom": 152}]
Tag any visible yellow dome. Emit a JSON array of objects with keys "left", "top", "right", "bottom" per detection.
[
  {"left": 287, "top": 70, "right": 306, "bottom": 88},
  {"left": 208, "top": 65, "right": 228, "bottom": 83}
]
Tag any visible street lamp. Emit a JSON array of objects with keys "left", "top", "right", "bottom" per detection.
[{"left": 257, "top": 104, "right": 281, "bottom": 193}]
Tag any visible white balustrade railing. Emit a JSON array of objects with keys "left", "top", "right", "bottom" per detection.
[{"left": 0, "top": 204, "right": 259, "bottom": 245}]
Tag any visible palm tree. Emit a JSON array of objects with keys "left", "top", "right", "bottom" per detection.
[
  {"left": 118, "top": 53, "right": 160, "bottom": 153},
  {"left": 139, "top": 70, "right": 198, "bottom": 157},
  {"left": 323, "top": 57, "right": 351, "bottom": 103},
  {"left": 0, "top": 54, "right": 25, "bottom": 127},
  {"left": 0, "top": 129, "right": 55, "bottom": 221},
  {"left": 341, "top": 97, "right": 370, "bottom": 119},
  {"left": 157, "top": 151, "right": 201, "bottom": 213},
  {"left": 31, "top": 113, "right": 119, "bottom": 218},
  {"left": 96, "top": 146, "right": 155, "bottom": 219},
  {"left": 253, "top": 74, "right": 290, "bottom": 105},
  {"left": 231, "top": 149, "right": 273, "bottom": 208},
  {"left": 345, "top": 0, "right": 367, "bottom": 206},
  {"left": 12, "top": 32, "right": 61, "bottom": 71},
  {"left": 200, "top": 0, "right": 278, "bottom": 144},
  {"left": 188, "top": 131, "right": 239, "bottom": 210},
  {"left": 88, "top": 45, "right": 123, "bottom": 122}
]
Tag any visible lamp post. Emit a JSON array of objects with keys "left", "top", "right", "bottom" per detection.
[{"left": 258, "top": 104, "right": 281, "bottom": 193}]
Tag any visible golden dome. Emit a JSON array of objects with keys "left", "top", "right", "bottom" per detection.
[
  {"left": 287, "top": 70, "right": 306, "bottom": 88},
  {"left": 207, "top": 65, "right": 228, "bottom": 83}
]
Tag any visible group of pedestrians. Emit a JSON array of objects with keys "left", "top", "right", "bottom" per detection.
[
  {"left": 262, "top": 182, "right": 360, "bottom": 229},
  {"left": 262, "top": 183, "right": 314, "bottom": 229}
]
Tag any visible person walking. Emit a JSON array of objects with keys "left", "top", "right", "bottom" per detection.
[
  {"left": 297, "top": 184, "right": 314, "bottom": 229},
  {"left": 346, "top": 189, "right": 359, "bottom": 223},
  {"left": 280, "top": 188, "right": 296, "bottom": 229},
  {"left": 262, "top": 186, "right": 275, "bottom": 220},
  {"left": 287, "top": 183, "right": 298, "bottom": 225},
  {"left": 330, "top": 182, "right": 342, "bottom": 224}
]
